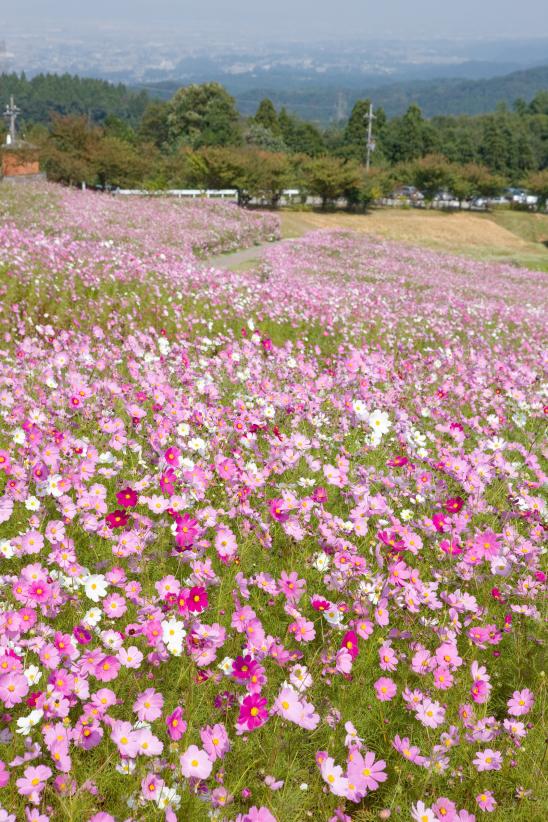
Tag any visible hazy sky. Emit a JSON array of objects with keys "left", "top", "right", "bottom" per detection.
[{"left": 2, "top": 0, "right": 548, "bottom": 40}]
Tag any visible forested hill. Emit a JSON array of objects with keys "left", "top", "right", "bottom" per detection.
[
  {"left": 142, "top": 64, "right": 548, "bottom": 122},
  {"left": 363, "top": 64, "right": 548, "bottom": 118},
  {"left": 1, "top": 63, "right": 547, "bottom": 128},
  {"left": 0, "top": 73, "right": 149, "bottom": 126}
]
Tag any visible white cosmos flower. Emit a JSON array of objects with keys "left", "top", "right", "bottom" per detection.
[
  {"left": 219, "top": 657, "right": 234, "bottom": 675},
  {"left": 16, "top": 709, "right": 43, "bottom": 735},
  {"left": 84, "top": 574, "right": 108, "bottom": 602},
  {"left": 369, "top": 409, "right": 391, "bottom": 435},
  {"left": 0, "top": 540, "right": 15, "bottom": 559},
  {"left": 82, "top": 607, "right": 102, "bottom": 626},
  {"left": 162, "top": 619, "right": 186, "bottom": 655},
  {"left": 24, "top": 665, "right": 42, "bottom": 685},
  {"left": 312, "top": 552, "right": 330, "bottom": 572},
  {"left": 352, "top": 399, "right": 368, "bottom": 420},
  {"left": 47, "top": 474, "right": 64, "bottom": 498}
]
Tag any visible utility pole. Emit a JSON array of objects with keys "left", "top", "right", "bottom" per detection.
[
  {"left": 3, "top": 95, "right": 20, "bottom": 145},
  {"left": 365, "top": 102, "right": 376, "bottom": 172}
]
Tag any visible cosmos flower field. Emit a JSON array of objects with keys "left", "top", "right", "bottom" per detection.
[{"left": 0, "top": 183, "right": 546, "bottom": 822}]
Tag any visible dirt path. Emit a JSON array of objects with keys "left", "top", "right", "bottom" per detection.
[{"left": 205, "top": 237, "right": 295, "bottom": 270}]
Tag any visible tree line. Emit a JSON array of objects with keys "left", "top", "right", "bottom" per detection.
[{"left": 2, "top": 78, "right": 548, "bottom": 209}]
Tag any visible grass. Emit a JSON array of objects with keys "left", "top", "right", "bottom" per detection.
[{"left": 278, "top": 208, "right": 548, "bottom": 271}]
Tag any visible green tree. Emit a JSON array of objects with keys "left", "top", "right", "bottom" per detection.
[
  {"left": 254, "top": 98, "right": 280, "bottom": 134},
  {"left": 385, "top": 104, "right": 427, "bottom": 164},
  {"left": 103, "top": 114, "right": 136, "bottom": 144},
  {"left": 343, "top": 99, "right": 372, "bottom": 152},
  {"left": 92, "top": 136, "right": 149, "bottom": 188},
  {"left": 139, "top": 101, "right": 170, "bottom": 148},
  {"left": 278, "top": 108, "right": 325, "bottom": 156},
  {"left": 526, "top": 169, "right": 548, "bottom": 210},
  {"left": 410, "top": 154, "right": 455, "bottom": 206},
  {"left": 303, "top": 156, "right": 361, "bottom": 208},
  {"left": 167, "top": 83, "right": 242, "bottom": 148}
]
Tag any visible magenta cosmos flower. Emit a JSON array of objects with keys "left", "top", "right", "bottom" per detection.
[
  {"left": 238, "top": 694, "right": 268, "bottom": 730},
  {"left": 187, "top": 585, "right": 208, "bottom": 613},
  {"left": 166, "top": 706, "right": 187, "bottom": 740},
  {"left": 116, "top": 487, "right": 138, "bottom": 508},
  {"left": 268, "top": 498, "right": 290, "bottom": 522}
]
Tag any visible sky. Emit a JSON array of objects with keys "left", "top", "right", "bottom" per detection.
[{"left": 2, "top": 0, "right": 548, "bottom": 40}]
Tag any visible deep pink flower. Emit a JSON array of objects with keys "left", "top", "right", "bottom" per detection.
[
  {"left": 238, "top": 694, "right": 268, "bottom": 730},
  {"left": 166, "top": 706, "right": 187, "bottom": 740},
  {"left": 341, "top": 631, "right": 359, "bottom": 660},
  {"left": 187, "top": 586, "right": 208, "bottom": 613},
  {"left": 105, "top": 510, "right": 129, "bottom": 529},
  {"left": 269, "top": 498, "right": 290, "bottom": 522},
  {"left": 116, "top": 487, "right": 138, "bottom": 508}
]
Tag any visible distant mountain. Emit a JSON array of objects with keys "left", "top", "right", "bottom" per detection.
[
  {"left": 139, "top": 64, "right": 548, "bottom": 123},
  {"left": 361, "top": 64, "right": 548, "bottom": 118}
]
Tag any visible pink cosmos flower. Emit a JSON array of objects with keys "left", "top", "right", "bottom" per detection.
[
  {"left": 0, "top": 672, "right": 29, "bottom": 707},
  {"left": 416, "top": 698, "right": 446, "bottom": 728},
  {"left": 341, "top": 631, "right": 359, "bottom": 660},
  {"left": 16, "top": 765, "right": 52, "bottom": 799},
  {"left": 347, "top": 749, "right": 387, "bottom": 792},
  {"left": 445, "top": 496, "right": 464, "bottom": 513},
  {"left": 432, "top": 797, "right": 457, "bottom": 819},
  {"left": 235, "top": 808, "right": 276, "bottom": 822},
  {"left": 105, "top": 510, "right": 129, "bottom": 529},
  {"left": 473, "top": 749, "right": 502, "bottom": 772},
  {"left": 200, "top": 723, "right": 231, "bottom": 761},
  {"left": 374, "top": 677, "right": 397, "bottom": 701},
  {"left": 164, "top": 446, "right": 180, "bottom": 466},
  {"left": 320, "top": 756, "right": 348, "bottom": 797},
  {"left": 476, "top": 790, "right": 497, "bottom": 812},
  {"left": 137, "top": 728, "right": 163, "bottom": 756},
  {"left": 175, "top": 513, "right": 198, "bottom": 548},
  {"left": 133, "top": 688, "right": 164, "bottom": 722},
  {"left": 94, "top": 656, "right": 120, "bottom": 682},
  {"left": 392, "top": 735, "right": 426, "bottom": 766},
  {"left": 110, "top": 720, "right": 140, "bottom": 758},
  {"left": 507, "top": 688, "right": 534, "bottom": 716},
  {"left": 103, "top": 593, "right": 127, "bottom": 618},
  {"left": 232, "top": 655, "right": 260, "bottom": 681},
  {"left": 141, "top": 773, "right": 164, "bottom": 801},
  {"left": 180, "top": 745, "right": 212, "bottom": 779}
]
